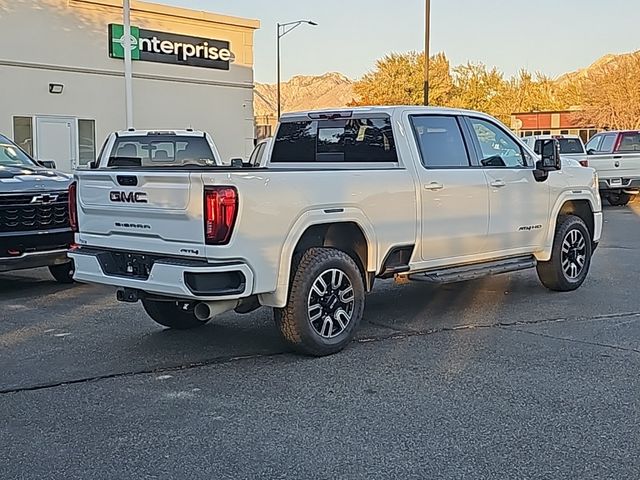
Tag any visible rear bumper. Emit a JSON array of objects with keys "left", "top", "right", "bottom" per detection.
[
  {"left": 599, "top": 177, "right": 640, "bottom": 193},
  {"left": 0, "top": 249, "right": 70, "bottom": 273},
  {"left": 69, "top": 248, "right": 254, "bottom": 301}
]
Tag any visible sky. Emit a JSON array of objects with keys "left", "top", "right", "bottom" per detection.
[{"left": 156, "top": 0, "right": 639, "bottom": 84}]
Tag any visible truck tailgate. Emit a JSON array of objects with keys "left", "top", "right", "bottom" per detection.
[
  {"left": 590, "top": 153, "right": 640, "bottom": 178},
  {"left": 76, "top": 170, "right": 206, "bottom": 257}
]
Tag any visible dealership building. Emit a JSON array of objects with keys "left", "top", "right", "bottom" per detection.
[{"left": 0, "top": 0, "right": 259, "bottom": 172}]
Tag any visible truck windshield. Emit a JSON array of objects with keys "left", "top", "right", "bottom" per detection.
[
  {"left": 0, "top": 136, "right": 36, "bottom": 168},
  {"left": 107, "top": 135, "right": 217, "bottom": 168}
]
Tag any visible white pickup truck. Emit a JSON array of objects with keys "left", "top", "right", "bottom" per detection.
[
  {"left": 584, "top": 130, "right": 640, "bottom": 206},
  {"left": 69, "top": 107, "right": 602, "bottom": 356}
]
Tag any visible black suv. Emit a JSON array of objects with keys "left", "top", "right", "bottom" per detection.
[{"left": 0, "top": 133, "right": 74, "bottom": 282}]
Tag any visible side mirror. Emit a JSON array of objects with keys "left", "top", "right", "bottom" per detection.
[
  {"left": 37, "top": 160, "right": 57, "bottom": 169},
  {"left": 587, "top": 148, "right": 596, "bottom": 155},
  {"left": 89, "top": 160, "right": 99, "bottom": 169},
  {"left": 230, "top": 158, "right": 244, "bottom": 168},
  {"left": 538, "top": 139, "right": 561, "bottom": 171}
]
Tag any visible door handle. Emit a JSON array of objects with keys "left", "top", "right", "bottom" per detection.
[
  {"left": 490, "top": 179, "right": 506, "bottom": 188},
  {"left": 424, "top": 182, "right": 444, "bottom": 191},
  {"left": 613, "top": 156, "right": 623, "bottom": 159}
]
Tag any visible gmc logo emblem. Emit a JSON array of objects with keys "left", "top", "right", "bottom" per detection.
[{"left": 110, "top": 191, "right": 148, "bottom": 203}]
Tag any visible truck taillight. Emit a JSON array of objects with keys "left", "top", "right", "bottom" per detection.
[
  {"left": 579, "top": 159, "right": 589, "bottom": 167},
  {"left": 204, "top": 187, "right": 238, "bottom": 245},
  {"left": 68, "top": 181, "right": 78, "bottom": 233}
]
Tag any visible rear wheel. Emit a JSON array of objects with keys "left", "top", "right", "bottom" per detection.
[
  {"left": 606, "top": 192, "right": 631, "bottom": 206},
  {"left": 274, "top": 247, "right": 365, "bottom": 356},
  {"left": 49, "top": 261, "right": 75, "bottom": 284},
  {"left": 536, "top": 215, "right": 592, "bottom": 292},
  {"left": 141, "top": 298, "right": 209, "bottom": 330}
]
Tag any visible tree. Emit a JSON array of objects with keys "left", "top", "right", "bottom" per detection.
[
  {"left": 351, "top": 52, "right": 453, "bottom": 106},
  {"left": 449, "top": 62, "right": 509, "bottom": 122},
  {"left": 572, "top": 54, "right": 640, "bottom": 130}
]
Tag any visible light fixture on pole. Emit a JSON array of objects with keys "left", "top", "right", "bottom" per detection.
[
  {"left": 277, "top": 20, "right": 317, "bottom": 119},
  {"left": 424, "top": 0, "right": 431, "bottom": 106},
  {"left": 123, "top": 0, "right": 134, "bottom": 129}
]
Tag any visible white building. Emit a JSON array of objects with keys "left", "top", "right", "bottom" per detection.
[{"left": 0, "top": 0, "right": 259, "bottom": 171}]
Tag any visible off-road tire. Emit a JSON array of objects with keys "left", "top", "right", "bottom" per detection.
[
  {"left": 142, "top": 298, "right": 209, "bottom": 330},
  {"left": 48, "top": 261, "right": 75, "bottom": 284},
  {"left": 536, "top": 215, "right": 592, "bottom": 292},
  {"left": 274, "top": 247, "right": 365, "bottom": 356}
]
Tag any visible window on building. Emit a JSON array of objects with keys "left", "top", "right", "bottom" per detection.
[
  {"left": 542, "top": 130, "right": 551, "bottom": 135},
  {"left": 411, "top": 115, "right": 470, "bottom": 168},
  {"left": 78, "top": 119, "right": 96, "bottom": 166},
  {"left": 271, "top": 116, "right": 398, "bottom": 163},
  {"left": 579, "top": 129, "right": 589, "bottom": 144},
  {"left": 534, "top": 130, "right": 542, "bottom": 136},
  {"left": 13, "top": 116, "right": 33, "bottom": 156},
  {"left": 560, "top": 130, "right": 569, "bottom": 135},
  {"left": 468, "top": 117, "right": 526, "bottom": 168}
]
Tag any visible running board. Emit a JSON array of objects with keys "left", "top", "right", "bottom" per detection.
[{"left": 406, "top": 256, "right": 537, "bottom": 284}]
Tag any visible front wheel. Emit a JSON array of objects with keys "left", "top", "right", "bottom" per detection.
[
  {"left": 536, "top": 215, "right": 592, "bottom": 292},
  {"left": 49, "top": 261, "right": 75, "bottom": 284},
  {"left": 274, "top": 247, "right": 365, "bottom": 356},
  {"left": 606, "top": 192, "right": 631, "bottom": 206},
  {"left": 141, "top": 298, "right": 209, "bottom": 330}
]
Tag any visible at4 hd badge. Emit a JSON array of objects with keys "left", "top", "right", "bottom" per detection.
[{"left": 108, "top": 24, "right": 234, "bottom": 70}]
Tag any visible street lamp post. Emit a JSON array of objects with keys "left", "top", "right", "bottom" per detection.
[
  {"left": 277, "top": 20, "right": 317, "bottom": 119},
  {"left": 424, "top": 0, "right": 431, "bottom": 106},
  {"left": 123, "top": 0, "right": 134, "bottom": 129}
]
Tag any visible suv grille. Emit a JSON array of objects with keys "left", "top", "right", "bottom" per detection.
[{"left": 0, "top": 191, "right": 70, "bottom": 233}]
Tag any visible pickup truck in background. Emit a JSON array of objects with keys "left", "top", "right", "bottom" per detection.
[
  {"left": 584, "top": 130, "right": 640, "bottom": 206},
  {"left": 69, "top": 107, "right": 602, "bottom": 356},
  {"left": 520, "top": 134, "right": 589, "bottom": 167},
  {"left": 88, "top": 129, "right": 222, "bottom": 169},
  {"left": 0, "top": 133, "right": 75, "bottom": 282}
]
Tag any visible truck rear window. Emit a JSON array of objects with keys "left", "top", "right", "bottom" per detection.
[
  {"left": 107, "top": 135, "right": 216, "bottom": 168},
  {"left": 271, "top": 117, "right": 397, "bottom": 163}
]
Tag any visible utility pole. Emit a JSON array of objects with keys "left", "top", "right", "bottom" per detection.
[
  {"left": 123, "top": 0, "right": 134, "bottom": 129},
  {"left": 424, "top": 0, "right": 431, "bottom": 106}
]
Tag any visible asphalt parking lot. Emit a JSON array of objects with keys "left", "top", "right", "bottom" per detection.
[{"left": 1, "top": 202, "right": 639, "bottom": 479}]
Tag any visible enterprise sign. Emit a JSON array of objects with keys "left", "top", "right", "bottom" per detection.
[{"left": 109, "top": 24, "right": 233, "bottom": 70}]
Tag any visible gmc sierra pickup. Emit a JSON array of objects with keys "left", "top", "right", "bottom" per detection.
[
  {"left": 69, "top": 107, "right": 603, "bottom": 356},
  {"left": 0, "top": 133, "right": 74, "bottom": 282}
]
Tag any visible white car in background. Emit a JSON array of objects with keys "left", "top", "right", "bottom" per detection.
[{"left": 520, "top": 134, "right": 589, "bottom": 167}]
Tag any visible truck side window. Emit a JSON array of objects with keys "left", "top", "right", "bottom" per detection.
[
  {"left": 598, "top": 134, "right": 616, "bottom": 153},
  {"left": 585, "top": 134, "right": 602, "bottom": 153},
  {"left": 616, "top": 132, "right": 640, "bottom": 152},
  {"left": 468, "top": 118, "right": 526, "bottom": 168},
  {"left": 410, "top": 115, "right": 470, "bottom": 168}
]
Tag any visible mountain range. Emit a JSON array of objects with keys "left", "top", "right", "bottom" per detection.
[{"left": 254, "top": 50, "right": 640, "bottom": 117}]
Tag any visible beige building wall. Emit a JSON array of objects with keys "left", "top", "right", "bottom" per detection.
[{"left": 0, "top": 0, "right": 259, "bottom": 165}]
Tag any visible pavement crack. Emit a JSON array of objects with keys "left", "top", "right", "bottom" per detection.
[
  {"left": 504, "top": 327, "right": 640, "bottom": 355},
  {"left": 3, "top": 311, "right": 639, "bottom": 396},
  {"left": 0, "top": 351, "right": 286, "bottom": 396}
]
